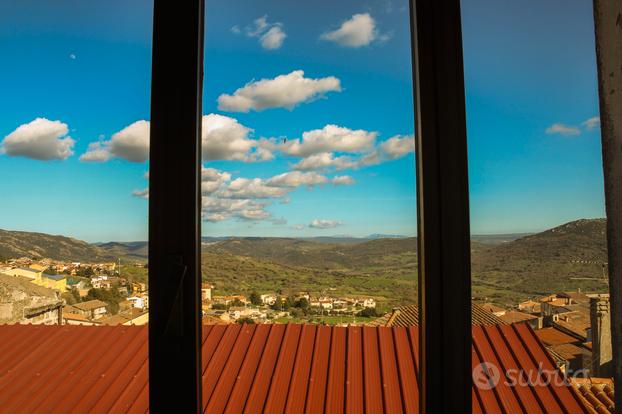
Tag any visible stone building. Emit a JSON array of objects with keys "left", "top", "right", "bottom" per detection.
[{"left": 0, "top": 272, "right": 63, "bottom": 325}]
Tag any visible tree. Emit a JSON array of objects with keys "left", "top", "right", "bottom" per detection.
[
  {"left": 295, "top": 297, "right": 310, "bottom": 309},
  {"left": 77, "top": 267, "right": 94, "bottom": 277},
  {"left": 358, "top": 307, "right": 379, "bottom": 318},
  {"left": 84, "top": 288, "right": 123, "bottom": 315},
  {"left": 249, "top": 291, "right": 262, "bottom": 306},
  {"left": 236, "top": 317, "right": 255, "bottom": 325},
  {"left": 212, "top": 303, "right": 227, "bottom": 310},
  {"left": 230, "top": 299, "right": 245, "bottom": 307},
  {"left": 45, "top": 267, "right": 57, "bottom": 275}
]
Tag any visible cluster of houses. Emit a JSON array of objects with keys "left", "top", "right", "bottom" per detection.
[
  {"left": 476, "top": 290, "right": 612, "bottom": 377},
  {"left": 0, "top": 258, "right": 149, "bottom": 326},
  {"left": 200, "top": 283, "right": 378, "bottom": 324}
]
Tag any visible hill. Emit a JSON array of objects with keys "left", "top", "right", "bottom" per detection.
[
  {"left": 0, "top": 229, "right": 113, "bottom": 262},
  {"left": 0, "top": 219, "right": 609, "bottom": 308},
  {"left": 96, "top": 241, "right": 148, "bottom": 261},
  {"left": 471, "top": 219, "right": 608, "bottom": 304}
]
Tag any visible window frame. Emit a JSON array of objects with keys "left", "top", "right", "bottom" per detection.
[
  {"left": 147, "top": 0, "right": 473, "bottom": 412},
  {"left": 148, "top": 0, "right": 205, "bottom": 412}
]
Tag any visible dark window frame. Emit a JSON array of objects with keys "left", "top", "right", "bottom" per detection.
[{"left": 147, "top": 0, "right": 473, "bottom": 412}]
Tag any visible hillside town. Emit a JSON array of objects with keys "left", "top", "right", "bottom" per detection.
[{"left": 0, "top": 255, "right": 613, "bottom": 382}]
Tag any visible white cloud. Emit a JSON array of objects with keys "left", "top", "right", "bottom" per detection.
[
  {"left": 218, "top": 70, "right": 341, "bottom": 112},
  {"left": 309, "top": 219, "right": 342, "bottom": 229},
  {"left": 292, "top": 224, "right": 305, "bottom": 230},
  {"left": 292, "top": 152, "right": 356, "bottom": 171},
  {"left": 1, "top": 118, "right": 75, "bottom": 161},
  {"left": 281, "top": 125, "right": 377, "bottom": 157},
  {"left": 201, "top": 167, "right": 231, "bottom": 195},
  {"left": 132, "top": 188, "right": 149, "bottom": 199},
  {"left": 202, "top": 197, "right": 270, "bottom": 222},
  {"left": 221, "top": 177, "right": 290, "bottom": 199},
  {"left": 289, "top": 132, "right": 413, "bottom": 172},
  {"left": 380, "top": 135, "right": 415, "bottom": 159},
  {"left": 202, "top": 114, "right": 263, "bottom": 161},
  {"left": 82, "top": 115, "right": 270, "bottom": 163},
  {"left": 80, "top": 141, "right": 111, "bottom": 162},
  {"left": 260, "top": 26, "right": 286, "bottom": 50},
  {"left": 234, "top": 15, "right": 287, "bottom": 50},
  {"left": 81, "top": 120, "right": 150, "bottom": 162},
  {"left": 320, "top": 13, "right": 389, "bottom": 48},
  {"left": 266, "top": 171, "right": 329, "bottom": 188},
  {"left": 582, "top": 116, "right": 600, "bottom": 130},
  {"left": 545, "top": 123, "right": 581, "bottom": 136},
  {"left": 331, "top": 175, "right": 355, "bottom": 186}
]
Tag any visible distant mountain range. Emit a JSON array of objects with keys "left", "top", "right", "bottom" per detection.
[{"left": 0, "top": 219, "right": 609, "bottom": 306}]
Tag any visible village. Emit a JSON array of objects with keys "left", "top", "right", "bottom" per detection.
[{"left": 0, "top": 256, "right": 614, "bottom": 380}]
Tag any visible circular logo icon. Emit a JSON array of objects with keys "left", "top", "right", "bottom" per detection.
[{"left": 472, "top": 362, "right": 501, "bottom": 390}]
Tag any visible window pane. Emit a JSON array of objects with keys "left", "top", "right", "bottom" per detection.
[
  {"left": 462, "top": 0, "right": 613, "bottom": 411},
  {"left": 0, "top": 0, "right": 152, "bottom": 411},
  {"left": 201, "top": 0, "right": 419, "bottom": 411}
]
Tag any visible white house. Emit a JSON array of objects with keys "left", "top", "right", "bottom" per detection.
[{"left": 260, "top": 294, "right": 277, "bottom": 306}]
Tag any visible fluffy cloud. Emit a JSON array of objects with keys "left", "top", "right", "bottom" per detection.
[
  {"left": 266, "top": 171, "right": 329, "bottom": 188},
  {"left": 545, "top": 123, "right": 581, "bottom": 136},
  {"left": 83, "top": 115, "right": 271, "bottom": 163},
  {"left": 331, "top": 175, "right": 355, "bottom": 186},
  {"left": 1, "top": 118, "right": 75, "bottom": 160},
  {"left": 380, "top": 135, "right": 415, "bottom": 159},
  {"left": 320, "top": 13, "right": 389, "bottom": 48},
  {"left": 221, "top": 178, "right": 290, "bottom": 199},
  {"left": 582, "top": 116, "right": 600, "bottom": 130},
  {"left": 282, "top": 125, "right": 377, "bottom": 157},
  {"left": 202, "top": 197, "right": 270, "bottom": 222},
  {"left": 132, "top": 188, "right": 149, "bottom": 199},
  {"left": 201, "top": 167, "right": 231, "bottom": 195},
  {"left": 202, "top": 114, "right": 270, "bottom": 161},
  {"left": 81, "top": 120, "right": 150, "bottom": 162},
  {"left": 309, "top": 219, "right": 342, "bottom": 229},
  {"left": 260, "top": 26, "right": 287, "bottom": 50},
  {"left": 292, "top": 152, "right": 356, "bottom": 171},
  {"left": 289, "top": 132, "right": 413, "bottom": 172},
  {"left": 218, "top": 70, "right": 341, "bottom": 113},
  {"left": 233, "top": 15, "right": 287, "bottom": 50}
]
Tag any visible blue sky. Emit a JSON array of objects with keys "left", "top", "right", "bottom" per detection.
[{"left": 0, "top": 0, "right": 604, "bottom": 242}]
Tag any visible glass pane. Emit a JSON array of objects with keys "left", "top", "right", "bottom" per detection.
[
  {"left": 201, "top": 0, "right": 420, "bottom": 411},
  {"left": 462, "top": 0, "right": 613, "bottom": 411},
  {"left": 0, "top": 0, "right": 152, "bottom": 411}
]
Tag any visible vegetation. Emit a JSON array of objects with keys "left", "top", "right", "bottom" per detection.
[
  {"left": 0, "top": 218, "right": 610, "bottom": 310},
  {"left": 201, "top": 219, "right": 608, "bottom": 308},
  {"left": 84, "top": 288, "right": 124, "bottom": 315},
  {"left": 236, "top": 317, "right": 255, "bottom": 324}
]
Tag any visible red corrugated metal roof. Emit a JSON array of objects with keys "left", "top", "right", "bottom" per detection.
[{"left": 0, "top": 323, "right": 590, "bottom": 413}]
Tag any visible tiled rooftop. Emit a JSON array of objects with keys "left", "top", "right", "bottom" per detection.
[
  {"left": 369, "top": 303, "right": 507, "bottom": 327},
  {"left": 572, "top": 378, "right": 615, "bottom": 414},
  {"left": 535, "top": 327, "right": 582, "bottom": 346},
  {"left": 0, "top": 323, "right": 593, "bottom": 413},
  {"left": 499, "top": 310, "right": 538, "bottom": 324}
]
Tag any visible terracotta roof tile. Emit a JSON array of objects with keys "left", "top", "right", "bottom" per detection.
[
  {"left": 369, "top": 303, "right": 507, "bottom": 327},
  {"left": 0, "top": 323, "right": 591, "bottom": 413},
  {"left": 535, "top": 327, "right": 581, "bottom": 346},
  {"left": 499, "top": 310, "right": 538, "bottom": 324},
  {"left": 572, "top": 378, "right": 615, "bottom": 414}
]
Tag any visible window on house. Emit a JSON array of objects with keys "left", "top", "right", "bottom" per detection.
[{"left": 462, "top": 0, "right": 614, "bottom": 411}]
